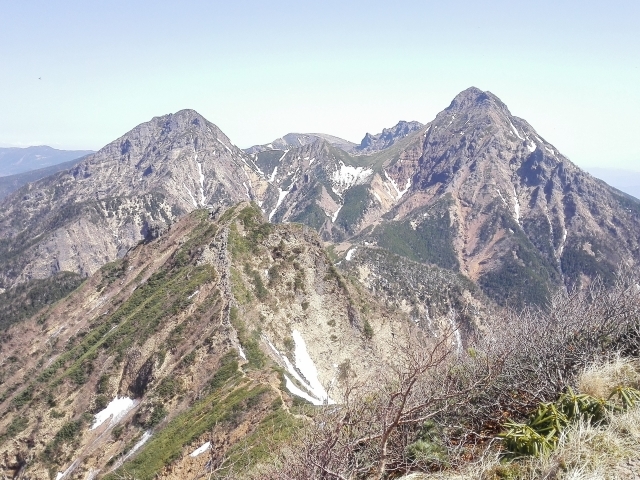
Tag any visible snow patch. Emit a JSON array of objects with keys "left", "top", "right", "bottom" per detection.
[
  {"left": 197, "top": 161, "right": 206, "bottom": 206},
  {"left": 345, "top": 247, "right": 357, "bottom": 261},
  {"left": 527, "top": 141, "right": 537, "bottom": 153},
  {"left": 269, "top": 166, "right": 278, "bottom": 183},
  {"left": 238, "top": 345, "right": 247, "bottom": 361},
  {"left": 291, "top": 330, "right": 334, "bottom": 404},
  {"left": 309, "top": 157, "right": 315, "bottom": 165},
  {"left": 399, "top": 178, "right": 411, "bottom": 197},
  {"left": 266, "top": 340, "right": 322, "bottom": 405},
  {"left": 268, "top": 188, "right": 290, "bottom": 222},
  {"left": 55, "top": 459, "right": 81, "bottom": 480},
  {"left": 558, "top": 229, "right": 568, "bottom": 257},
  {"left": 383, "top": 171, "right": 411, "bottom": 200},
  {"left": 184, "top": 185, "right": 198, "bottom": 208},
  {"left": 218, "top": 139, "right": 232, "bottom": 154},
  {"left": 284, "top": 376, "right": 320, "bottom": 404},
  {"left": 121, "top": 431, "right": 152, "bottom": 462},
  {"left": 187, "top": 290, "right": 199, "bottom": 300},
  {"left": 448, "top": 311, "right": 462, "bottom": 356},
  {"left": 242, "top": 182, "right": 251, "bottom": 200},
  {"left": 266, "top": 333, "right": 334, "bottom": 405},
  {"left": 373, "top": 192, "right": 382, "bottom": 203},
  {"left": 91, "top": 397, "right": 136, "bottom": 430},
  {"left": 509, "top": 121, "right": 524, "bottom": 140},
  {"left": 331, "top": 161, "right": 372, "bottom": 195},
  {"left": 545, "top": 146, "right": 556, "bottom": 155},
  {"left": 332, "top": 206, "right": 342, "bottom": 223},
  {"left": 496, "top": 189, "right": 507, "bottom": 206},
  {"left": 513, "top": 187, "right": 521, "bottom": 225},
  {"left": 189, "top": 441, "right": 211, "bottom": 457}
]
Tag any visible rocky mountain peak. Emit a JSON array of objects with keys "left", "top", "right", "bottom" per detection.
[
  {"left": 445, "top": 86, "right": 507, "bottom": 114},
  {"left": 113, "top": 109, "right": 233, "bottom": 157},
  {"left": 244, "top": 133, "right": 356, "bottom": 154},
  {"left": 354, "top": 120, "right": 424, "bottom": 154}
]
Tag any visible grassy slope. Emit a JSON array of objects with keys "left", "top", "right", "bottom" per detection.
[{"left": 0, "top": 207, "right": 305, "bottom": 479}]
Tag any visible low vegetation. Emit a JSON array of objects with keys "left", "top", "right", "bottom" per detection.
[
  {"left": 247, "top": 272, "right": 640, "bottom": 479},
  {"left": 0, "top": 272, "right": 84, "bottom": 330},
  {"left": 372, "top": 198, "right": 459, "bottom": 271}
]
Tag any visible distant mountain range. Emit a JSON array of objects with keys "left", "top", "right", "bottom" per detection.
[
  {"left": 0, "top": 145, "right": 93, "bottom": 176},
  {"left": 245, "top": 120, "right": 424, "bottom": 156}
]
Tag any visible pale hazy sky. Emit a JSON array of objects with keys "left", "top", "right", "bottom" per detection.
[{"left": 1, "top": 1, "right": 638, "bottom": 169}]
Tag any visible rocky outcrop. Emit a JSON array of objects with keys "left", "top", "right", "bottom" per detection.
[{"left": 353, "top": 120, "right": 424, "bottom": 155}]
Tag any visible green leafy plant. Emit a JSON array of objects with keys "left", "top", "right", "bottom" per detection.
[
  {"left": 500, "top": 385, "right": 640, "bottom": 457},
  {"left": 557, "top": 387, "right": 608, "bottom": 423},
  {"left": 499, "top": 421, "right": 558, "bottom": 456},
  {"left": 608, "top": 385, "right": 640, "bottom": 410}
]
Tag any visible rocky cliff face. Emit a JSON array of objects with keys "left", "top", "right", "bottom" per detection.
[
  {"left": 376, "top": 88, "right": 640, "bottom": 304},
  {"left": 353, "top": 120, "right": 424, "bottom": 155}
]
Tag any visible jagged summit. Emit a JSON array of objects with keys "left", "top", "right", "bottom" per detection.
[
  {"left": 354, "top": 120, "right": 424, "bottom": 155},
  {"left": 245, "top": 120, "right": 424, "bottom": 156}
]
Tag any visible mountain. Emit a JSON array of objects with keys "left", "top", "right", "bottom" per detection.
[
  {"left": 0, "top": 146, "right": 94, "bottom": 176},
  {"left": 263, "top": 88, "right": 640, "bottom": 306},
  {"left": 353, "top": 120, "right": 424, "bottom": 155},
  {"left": 2, "top": 88, "right": 639, "bottom": 312},
  {"left": 244, "top": 133, "right": 356, "bottom": 154},
  {"left": 0, "top": 203, "right": 483, "bottom": 479},
  {"left": 245, "top": 121, "right": 423, "bottom": 157},
  {"left": 0, "top": 157, "right": 87, "bottom": 200},
  {"left": 0, "top": 109, "right": 273, "bottom": 292},
  {"left": 1, "top": 89, "right": 639, "bottom": 477}
]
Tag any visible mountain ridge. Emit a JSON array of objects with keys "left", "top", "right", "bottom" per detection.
[{"left": 1, "top": 88, "right": 639, "bottom": 310}]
